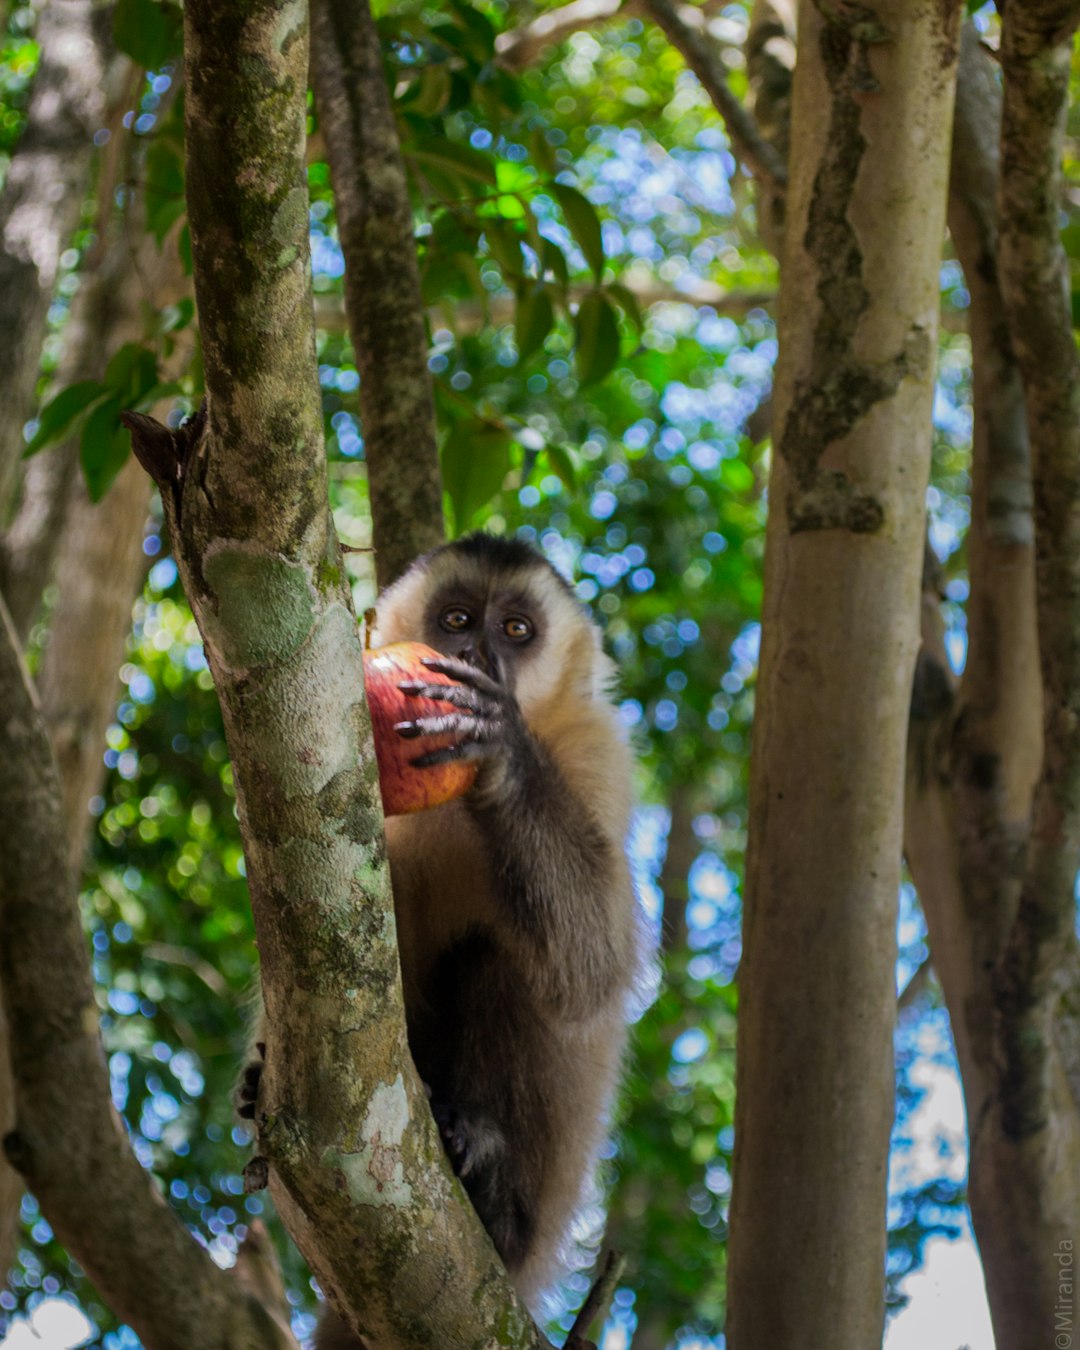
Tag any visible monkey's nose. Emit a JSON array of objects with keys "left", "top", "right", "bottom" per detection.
[{"left": 462, "top": 640, "right": 500, "bottom": 682}]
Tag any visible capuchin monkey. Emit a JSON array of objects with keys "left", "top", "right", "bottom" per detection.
[{"left": 239, "top": 533, "right": 642, "bottom": 1348}]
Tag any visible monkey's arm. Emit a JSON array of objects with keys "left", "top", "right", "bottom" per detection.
[{"left": 397, "top": 657, "right": 631, "bottom": 1014}]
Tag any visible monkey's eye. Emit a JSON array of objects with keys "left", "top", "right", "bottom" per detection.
[
  {"left": 439, "top": 606, "right": 473, "bottom": 632},
  {"left": 503, "top": 615, "right": 534, "bottom": 643}
]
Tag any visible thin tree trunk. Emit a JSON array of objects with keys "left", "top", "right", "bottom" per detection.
[
  {"left": 659, "top": 783, "right": 698, "bottom": 956},
  {"left": 0, "top": 996, "right": 18, "bottom": 1288},
  {"left": 310, "top": 0, "right": 444, "bottom": 588},
  {"left": 37, "top": 216, "right": 190, "bottom": 869},
  {"left": 0, "top": 100, "right": 189, "bottom": 1297},
  {"left": 0, "top": 0, "right": 110, "bottom": 513},
  {"left": 978, "top": 3, "right": 1080, "bottom": 1340},
  {"left": 744, "top": 0, "right": 794, "bottom": 253},
  {"left": 727, "top": 2, "right": 960, "bottom": 1345}
]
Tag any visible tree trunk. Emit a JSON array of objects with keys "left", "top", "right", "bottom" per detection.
[
  {"left": 727, "top": 2, "right": 960, "bottom": 1345},
  {"left": 121, "top": 2, "right": 546, "bottom": 1342},
  {"left": 0, "top": 0, "right": 110, "bottom": 512},
  {"left": 0, "top": 186, "right": 189, "bottom": 1293},
  {"left": 310, "top": 0, "right": 444, "bottom": 588},
  {"left": 659, "top": 783, "right": 699, "bottom": 956},
  {"left": 0, "top": 995, "right": 18, "bottom": 1288}
]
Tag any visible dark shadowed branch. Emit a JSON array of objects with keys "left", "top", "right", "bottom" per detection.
[
  {"left": 310, "top": 0, "right": 444, "bottom": 589},
  {"left": 0, "top": 0, "right": 111, "bottom": 511},
  {"left": 643, "top": 0, "right": 787, "bottom": 193},
  {"left": 496, "top": 0, "right": 631, "bottom": 70},
  {"left": 995, "top": 0, "right": 1080, "bottom": 1137}
]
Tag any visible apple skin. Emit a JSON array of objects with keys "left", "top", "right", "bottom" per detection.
[{"left": 362, "top": 641, "right": 478, "bottom": 817}]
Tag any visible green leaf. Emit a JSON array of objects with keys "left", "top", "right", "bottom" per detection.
[
  {"left": 530, "top": 128, "right": 558, "bottom": 178},
  {"left": 80, "top": 396, "right": 130, "bottom": 502},
  {"left": 113, "top": 0, "right": 182, "bottom": 69},
  {"left": 545, "top": 443, "right": 579, "bottom": 490},
  {"left": 440, "top": 420, "right": 513, "bottom": 529},
  {"left": 607, "top": 281, "right": 644, "bottom": 333},
  {"left": 145, "top": 139, "right": 185, "bottom": 244},
  {"left": 104, "top": 343, "right": 159, "bottom": 402},
  {"left": 574, "top": 291, "right": 621, "bottom": 386},
  {"left": 24, "top": 381, "right": 108, "bottom": 456},
  {"left": 133, "top": 380, "right": 183, "bottom": 410},
  {"left": 514, "top": 283, "right": 555, "bottom": 363},
  {"left": 409, "top": 135, "right": 497, "bottom": 188},
  {"left": 405, "top": 65, "right": 451, "bottom": 117},
  {"left": 158, "top": 298, "right": 195, "bottom": 334},
  {"left": 446, "top": 0, "right": 498, "bottom": 61},
  {"left": 551, "top": 183, "right": 605, "bottom": 279},
  {"left": 484, "top": 218, "right": 524, "bottom": 279},
  {"left": 541, "top": 239, "right": 570, "bottom": 297}
]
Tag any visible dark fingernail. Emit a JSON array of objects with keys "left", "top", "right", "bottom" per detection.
[
  {"left": 398, "top": 681, "right": 424, "bottom": 695},
  {"left": 395, "top": 721, "right": 421, "bottom": 739}
]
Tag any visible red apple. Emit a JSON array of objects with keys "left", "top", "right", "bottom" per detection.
[{"left": 363, "top": 641, "right": 478, "bottom": 816}]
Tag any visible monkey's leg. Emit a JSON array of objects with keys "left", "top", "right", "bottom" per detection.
[{"left": 420, "top": 926, "right": 556, "bottom": 1276}]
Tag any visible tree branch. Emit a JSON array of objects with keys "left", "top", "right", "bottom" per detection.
[
  {"left": 136, "top": 1, "right": 547, "bottom": 1342},
  {"left": 950, "top": 24, "right": 1040, "bottom": 806},
  {"left": 310, "top": 0, "right": 444, "bottom": 589},
  {"left": 995, "top": 0, "right": 1080, "bottom": 1138},
  {"left": 642, "top": 0, "right": 788, "bottom": 192},
  {"left": 496, "top": 0, "right": 631, "bottom": 71},
  {"left": 0, "top": 0, "right": 111, "bottom": 513},
  {"left": 658, "top": 783, "right": 699, "bottom": 955},
  {"left": 744, "top": 0, "right": 795, "bottom": 250},
  {"left": 0, "top": 596, "right": 293, "bottom": 1350}
]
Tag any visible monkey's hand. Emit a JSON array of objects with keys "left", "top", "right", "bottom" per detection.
[{"left": 394, "top": 656, "right": 530, "bottom": 776}]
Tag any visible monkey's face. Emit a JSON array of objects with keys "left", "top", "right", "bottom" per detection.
[{"left": 372, "top": 537, "right": 610, "bottom": 720}]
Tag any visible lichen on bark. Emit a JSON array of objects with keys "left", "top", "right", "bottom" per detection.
[{"left": 776, "top": 10, "right": 934, "bottom": 536}]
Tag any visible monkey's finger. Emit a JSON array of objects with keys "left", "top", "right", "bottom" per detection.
[
  {"left": 396, "top": 714, "right": 478, "bottom": 739},
  {"left": 398, "top": 681, "right": 486, "bottom": 713},
  {"left": 419, "top": 656, "right": 505, "bottom": 697}
]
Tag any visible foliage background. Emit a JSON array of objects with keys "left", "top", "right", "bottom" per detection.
[{"left": 1, "top": 0, "right": 1057, "bottom": 1344}]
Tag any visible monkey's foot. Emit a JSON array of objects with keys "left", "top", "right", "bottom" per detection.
[
  {"left": 236, "top": 1042, "right": 265, "bottom": 1121},
  {"left": 430, "top": 1101, "right": 504, "bottom": 1180}
]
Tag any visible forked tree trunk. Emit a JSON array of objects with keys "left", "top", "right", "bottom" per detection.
[{"left": 727, "top": 2, "right": 961, "bottom": 1345}]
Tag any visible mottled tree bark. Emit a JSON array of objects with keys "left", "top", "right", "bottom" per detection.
[
  {"left": 981, "top": 2, "right": 1080, "bottom": 1341},
  {"left": 0, "top": 0, "right": 110, "bottom": 515},
  {"left": 728, "top": 2, "right": 960, "bottom": 1346},
  {"left": 122, "top": 1, "right": 545, "bottom": 1344},
  {"left": 310, "top": 0, "right": 443, "bottom": 589}
]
